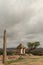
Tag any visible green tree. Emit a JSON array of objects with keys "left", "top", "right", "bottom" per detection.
[
  {"left": 27, "top": 41, "right": 40, "bottom": 53},
  {"left": 33, "top": 41, "right": 40, "bottom": 49},
  {"left": 27, "top": 42, "right": 34, "bottom": 50}
]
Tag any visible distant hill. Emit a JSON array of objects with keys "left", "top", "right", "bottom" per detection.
[
  {"left": 0, "top": 48, "right": 16, "bottom": 51},
  {"left": 0, "top": 47, "right": 43, "bottom": 52}
]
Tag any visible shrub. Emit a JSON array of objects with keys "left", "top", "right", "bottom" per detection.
[
  {"left": 7, "top": 51, "right": 16, "bottom": 55},
  {"left": 0, "top": 50, "right": 3, "bottom": 55},
  {"left": 31, "top": 51, "right": 43, "bottom": 56}
]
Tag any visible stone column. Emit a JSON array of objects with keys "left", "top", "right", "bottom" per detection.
[
  {"left": 3, "top": 30, "right": 7, "bottom": 64},
  {"left": 23, "top": 49, "right": 25, "bottom": 54}
]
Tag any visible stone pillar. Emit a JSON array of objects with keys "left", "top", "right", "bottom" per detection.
[
  {"left": 23, "top": 49, "right": 25, "bottom": 54},
  {"left": 3, "top": 30, "right": 7, "bottom": 64},
  {"left": 20, "top": 49, "right": 23, "bottom": 54}
]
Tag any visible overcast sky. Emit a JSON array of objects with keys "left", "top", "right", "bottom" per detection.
[{"left": 0, "top": 0, "right": 43, "bottom": 48}]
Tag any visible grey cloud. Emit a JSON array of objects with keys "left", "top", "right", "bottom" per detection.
[{"left": 0, "top": 0, "right": 43, "bottom": 47}]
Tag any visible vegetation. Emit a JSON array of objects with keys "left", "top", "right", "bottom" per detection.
[
  {"left": 31, "top": 51, "right": 41, "bottom": 55},
  {"left": 7, "top": 55, "right": 43, "bottom": 65},
  {"left": 0, "top": 50, "right": 16, "bottom": 55},
  {"left": 8, "top": 56, "right": 24, "bottom": 64},
  {"left": 27, "top": 41, "right": 40, "bottom": 49},
  {"left": 27, "top": 41, "right": 40, "bottom": 53},
  {"left": 0, "top": 50, "right": 3, "bottom": 55}
]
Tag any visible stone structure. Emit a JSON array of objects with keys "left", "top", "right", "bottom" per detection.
[
  {"left": 3, "top": 30, "right": 7, "bottom": 64},
  {"left": 16, "top": 44, "right": 25, "bottom": 55}
]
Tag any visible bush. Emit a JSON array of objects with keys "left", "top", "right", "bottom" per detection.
[
  {"left": 7, "top": 51, "right": 16, "bottom": 55},
  {"left": 7, "top": 51, "right": 13, "bottom": 55},
  {"left": 0, "top": 50, "right": 3, "bottom": 55},
  {"left": 31, "top": 51, "right": 43, "bottom": 56}
]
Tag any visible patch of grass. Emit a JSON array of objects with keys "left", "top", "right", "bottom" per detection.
[
  {"left": 29, "top": 58, "right": 40, "bottom": 62},
  {"left": 8, "top": 59, "right": 19, "bottom": 64},
  {"left": 7, "top": 56, "right": 24, "bottom": 64},
  {"left": 6, "top": 55, "right": 43, "bottom": 65},
  {"left": 29, "top": 58, "right": 39, "bottom": 59},
  {"left": 31, "top": 59, "right": 38, "bottom": 62},
  {"left": 40, "top": 60, "right": 43, "bottom": 62},
  {"left": 8, "top": 60, "right": 15, "bottom": 64}
]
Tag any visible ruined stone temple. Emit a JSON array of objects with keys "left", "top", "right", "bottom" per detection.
[{"left": 16, "top": 44, "right": 26, "bottom": 55}]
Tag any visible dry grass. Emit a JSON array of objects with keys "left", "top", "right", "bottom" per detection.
[
  {"left": 8, "top": 55, "right": 43, "bottom": 65},
  {"left": 0, "top": 55, "right": 43, "bottom": 65}
]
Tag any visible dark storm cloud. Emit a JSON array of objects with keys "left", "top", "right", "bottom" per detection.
[{"left": 0, "top": 0, "right": 43, "bottom": 47}]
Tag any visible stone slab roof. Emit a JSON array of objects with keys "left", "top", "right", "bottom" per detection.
[{"left": 16, "top": 44, "right": 25, "bottom": 49}]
